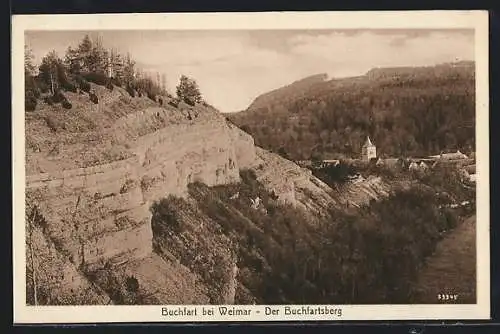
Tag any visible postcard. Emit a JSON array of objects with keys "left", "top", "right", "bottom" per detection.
[{"left": 12, "top": 10, "right": 489, "bottom": 323}]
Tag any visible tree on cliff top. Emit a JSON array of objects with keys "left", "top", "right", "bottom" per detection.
[
  {"left": 39, "top": 51, "right": 66, "bottom": 95},
  {"left": 176, "top": 75, "right": 203, "bottom": 106}
]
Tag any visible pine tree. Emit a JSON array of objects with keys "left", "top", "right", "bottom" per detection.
[
  {"left": 39, "top": 50, "right": 63, "bottom": 94},
  {"left": 77, "top": 34, "right": 93, "bottom": 72},
  {"left": 123, "top": 53, "right": 136, "bottom": 86},
  {"left": 64, "top": 46, "right": 81, "bottom": 74},
  {"left": 176, "top": 75, "right": 202, "bottom": 105},
  {"left": 109, "top": 48, "right": 124, "bottom": 82},
  {"left": 88, "top": 36, "right": 106, "bottom": 74}
]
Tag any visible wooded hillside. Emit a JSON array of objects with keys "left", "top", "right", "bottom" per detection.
[{"left": 229, "top": 62, "right": 475, "bottom": 160}]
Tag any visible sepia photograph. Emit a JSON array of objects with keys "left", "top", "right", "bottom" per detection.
[{"left": 12, "top": 11, "right": 489, "bottom": 323}]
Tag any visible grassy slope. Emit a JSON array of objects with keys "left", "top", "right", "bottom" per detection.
[{"left": 411, "top": 215, "right": 476, "bottom": 304}]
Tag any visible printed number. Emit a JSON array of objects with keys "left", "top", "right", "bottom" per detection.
[{"left": 437, "top": 293, "right": 458, "bottom": 301}]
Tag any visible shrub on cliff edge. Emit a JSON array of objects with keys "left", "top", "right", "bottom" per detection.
[{"left": 150, "top": 196, "right": 184, "bottom": 233}]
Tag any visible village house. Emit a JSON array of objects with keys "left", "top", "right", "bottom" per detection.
[
  {"left": 463, "top": 164, "right": 476, "bottom": 175},
  {"left": 375, "top": 158, "right": 384, "bottom": 167},
  {"left": 419, "top": 161, "right": 429, "bottom": 170},
  {"left": 321, "top": 159, "right": 340, "bottom": 167},
  {"left": 441, "top": 150, "right": 468, "bottom": 160},
  {"left": 382, "top": 158, "right": 400, "bottom": 168},
  {"left": 429, "top": 150, "right": 468, "bottom": 160},
  {"left": 408, "top": 161, "right": 420, "bottom": 171},
  {"left": 460, "top": 164, "right": 476, "bottom": 183}
]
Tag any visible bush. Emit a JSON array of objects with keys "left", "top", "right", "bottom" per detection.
[
  {"left": 61, "top": 80, "right": 78, "bottom": 93},
  {"left": 25, "top": 75, "right": 41, "bottom": 98},
  {"left": 34, "top": 76, "right": 50, "bottom": 94},
  {"left": 82, "top": 72, "right": 109, "bottom": 86},
  {"left": 140, "top": 176, "right": 154, "bottom": 192},
  {"left": 43, "top": 96, "right": 53, "bottom": 105},
  {"left": 89, "top": 92, "right": 99, "bottom": 104},
  {"left": 158, "top": 98, "right": 163, "bottom": 106},
  {"left": 51, "top": 90, "right": 66, "bottom": 103},
  {"left": 147, "top": 92, "right": 156, "bottom": 102},
  {"left": 125, "top": 276, "right": 139, "bottom": 293},
  {"left": 62, "top": 99, "right": 72, "bottom": 109},
  {"left": 111, "top": 77, "right": 122, "bottom": 87},
  {"left": 126, "top": 85, "right": 136, "bottom": 97},
  {"left": 168, "top": 99, "right": 179, "bottom": 108},
  {"left": 25, "top": 95, "right": 37, "bottom": 111},
  {"left": 25, "top": 88, "right": 38, "bottom": 111},
  {"left": 105, "top": 80, "right": 114, "bottom": 91},
  {"left": 75, "top": 76, "right": 91, "bottom": 93},
  {"left": 184, "top": 98, "right": 195, "bottom": 107},
  {"left": 150, "top": 197, "right": 184, "bottom": 232},
  {"left": 120, "top": 179, "right": 136, "bottom": 194}
]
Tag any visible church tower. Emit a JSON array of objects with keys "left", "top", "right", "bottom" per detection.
[{"left": 362, "top": 136, "right": 377, "bottom": 161}]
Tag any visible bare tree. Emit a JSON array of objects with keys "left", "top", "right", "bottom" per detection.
[{"left": 24, "top": 44, "right": 36, "bottom": 76}]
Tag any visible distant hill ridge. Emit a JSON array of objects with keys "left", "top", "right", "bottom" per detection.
[
  {"left": 247, "top": 61, "right": 475, "bottom": 112},
  {"left": 229, "top": 61, "right": 475, "bottom": 160},
  {"left": 247, "top": 73, "right": 328, "bottom": 111},
  {"left": 365, "top": 61, "right": 475, "bottom": 80}
]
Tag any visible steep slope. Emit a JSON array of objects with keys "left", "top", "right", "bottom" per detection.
[
  {"left": 229, "top": 62, "right": 475, "bottom": 160},
  {"left": 152, "top": 168, "right": 469, "bottom": 304},
  {"left": 411, "top": 215, "right": 476, "bottom": 304}
]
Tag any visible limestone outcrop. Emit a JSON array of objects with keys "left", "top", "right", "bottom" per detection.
[{"left": 26, "top": 107, "right": 257, "bottom": 272}]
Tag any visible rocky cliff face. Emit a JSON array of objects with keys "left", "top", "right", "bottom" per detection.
[{"left": 26, "top": 108, "right": 256, "bottom": 271}]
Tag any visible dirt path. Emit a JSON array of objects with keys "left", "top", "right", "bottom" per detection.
[{"left": 412, "top": 215, "right": 476, "bottom": 304}]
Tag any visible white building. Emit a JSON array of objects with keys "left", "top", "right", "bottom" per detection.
[
  {"left": 419, "top": 161, "right": 429, "bottom": 170},
  {"left": 408, "top": 161, "right": 420, "bottom": 171},
  {"left": 361, "top": 136, "right": 377, "bottom": 161}
]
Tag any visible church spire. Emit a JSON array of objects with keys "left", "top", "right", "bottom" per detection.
[
  {"left": 363, "top": 136, "right": 374, "bottom": 148},
  {"left": 361, "top": 136, "right": 377, "bottom": 161}
]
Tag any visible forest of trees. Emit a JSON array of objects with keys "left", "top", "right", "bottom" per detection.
[
  {"left": 24, "top": 34, "right": 203, "bottom": 111},
  {"left": 148, "top": 169, "right": 468, "bottom": 304},
  {"left": 229, "top": 63, "right": 475, "bottom": 160}
]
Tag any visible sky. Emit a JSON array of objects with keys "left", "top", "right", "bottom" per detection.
[{"left": 25, "top": 29, "right": 474, "bottom": 113}]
